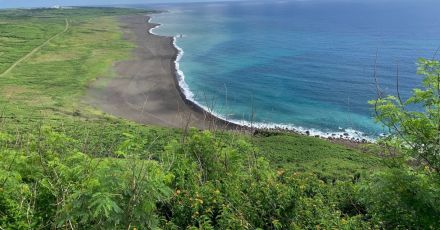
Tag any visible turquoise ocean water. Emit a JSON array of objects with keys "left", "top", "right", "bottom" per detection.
[{"left": 147, "top": 0, "right": 440, "bottom": 140}]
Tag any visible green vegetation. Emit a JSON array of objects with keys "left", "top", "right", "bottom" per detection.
[
  {"left": 366, "top": 58, "right": 440, "bottom": 228},
  {"left": 250, "top": 133, "right": 382, "bottom": 181},
  {"left": 1, "top": 7, "right": 439, "bottom": 229},
  {"left": 0, "top": 7, "right": 144, "bottom": 116},
  {"left": 0, "top": 128, "right": 374, "bottom": 229},
  {"left": 372, "top": 58, "right": 440, "bottom": 172}
]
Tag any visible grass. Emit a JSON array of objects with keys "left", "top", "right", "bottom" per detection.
[
  {"left": 0, "top": 20, "right": 64, "bottom": 73},
  {"left": 0, "top": 7, "right": 180, "bottom": 156},
  {"left": 0, "top": 7, "right": 384, "bottom": 182},
  {"left": 250, "top": 133, "right": 383, "bottom": 180},
  {"left": 0, "top": 9, "right": 137, "bottom": 115}
]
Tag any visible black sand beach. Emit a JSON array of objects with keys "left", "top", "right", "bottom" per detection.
[
  {"left": 87, "top": 15, "right": 234, "bottom": 129},
  {"left": 87, "top": 14, "right": 368, "bottom": 145}
]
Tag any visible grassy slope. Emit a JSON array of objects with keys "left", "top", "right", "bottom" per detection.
[
  {"left": 0, "top": 8, "right": 383, "bottom": 180},
  {"left": 0, "top": 8, "right": 137, "bottom": 116},
  {"left": 0, "top": 7, "right": 180, "bottom": 156},
  {"left": 251, "top": 133, "right": 382, "bottom": 180}
]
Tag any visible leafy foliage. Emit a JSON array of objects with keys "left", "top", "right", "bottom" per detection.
[
  {"left": 0, "top": 127, "right": 377, "bottom": 229},
  {"left": 371, "top": 58, "right": 440, "bottom": 172},
  {"left": 365, "top": 58, "right": 440, "bottom": 229},
  {"left": 360, "top": 167, "right": 440, "bottom": 229},
  {"left": 0, "top": 128, "right": 171, "bottom": 229}
]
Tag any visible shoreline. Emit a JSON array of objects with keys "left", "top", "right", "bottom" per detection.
[
  {"left": 87, "top": 14, "right": 372, "bottom": 145},
  {"left": 147, "top": 14, "right": 373, "bottom": 144},
  {"left": 147, "top": 17, "right": 245, "bottom": 131},
  {"left": 87, "top": 14, "right": 240, "bottom": 131}
]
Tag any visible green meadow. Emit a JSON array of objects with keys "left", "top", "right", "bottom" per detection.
[{"left": 0, "top": 8, "right": 138, "bottom": 116}]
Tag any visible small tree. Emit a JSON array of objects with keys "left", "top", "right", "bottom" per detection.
[
  {"left": 371, "top": 58, "right": 440, "bottom": 173},
  {"left": 361, "top": 58, "right": 440, "bottom": 229}
]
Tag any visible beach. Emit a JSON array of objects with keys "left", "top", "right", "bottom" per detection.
[
  {"left": 87, "top": 14, "right": 235, "bottom": 130},
  {"left": 86, "top": 14, "right": 371, "bottom": 144}
]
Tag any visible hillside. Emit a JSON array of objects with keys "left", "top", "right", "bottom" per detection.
[{"left": 0, "top": 8, "right": 438, "bottom": 229}]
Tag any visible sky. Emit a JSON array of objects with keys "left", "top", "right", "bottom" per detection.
[
  {"left": 0, "top": 0, "right": 239, "bottom": 9},
  {"left": 0, "top": 0, "right": 411, "bottom": 9}
]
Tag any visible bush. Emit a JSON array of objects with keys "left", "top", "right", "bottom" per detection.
[
  {"left": 0, "top": 128, "right": 171, "bottom": 229},
  {"left": 1, "top": 127, "right": 373, "bottom": 229},
  {"left": 360, "top": 168, "right": 440, "bottom": 229}
]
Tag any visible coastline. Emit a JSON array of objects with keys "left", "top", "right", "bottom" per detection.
[
  {"left": 148, "top": 14, "right": 373, "bottom": 143},
  {"left": 88, "top": 14, "right": 372, "bottom": 144},
  {"left": 87, "top": 14, "right": 240, "bottom": 130},
  {"left": 147, "top": 17, "right": 245, "bottom": 131}
]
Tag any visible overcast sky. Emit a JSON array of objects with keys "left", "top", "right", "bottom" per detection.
[{"left": 0, "top": 0, "right": 244, "bottom": 9}]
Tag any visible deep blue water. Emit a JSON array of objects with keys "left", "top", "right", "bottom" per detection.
[{"left": 148, "top": 0, "right": 440, "bottom": 139}]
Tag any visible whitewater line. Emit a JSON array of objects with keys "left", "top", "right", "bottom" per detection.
[{"left": 147, "top": 16, "right": 375, "bottom": 142}]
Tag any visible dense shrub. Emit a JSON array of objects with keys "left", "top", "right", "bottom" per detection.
[
  {"left": 1, "top": 128, "right": 372, "bottom": 229},
  {"left": 360, "top": 168, "right": 440, "bottom": 229},
  {"left": 367, "top": 58, "right": 440, "bottom": 229},
  {"left": 0, "top": 128, "right": 171, "bottom": 229}
]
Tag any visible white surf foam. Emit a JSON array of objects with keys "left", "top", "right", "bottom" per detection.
[{"left": 148, "top": 16, "right": 194, "bottom": 100}]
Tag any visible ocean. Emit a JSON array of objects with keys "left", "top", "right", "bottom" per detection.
[{"left": 147, "top": 0, "right": 440, "bottom": 140}]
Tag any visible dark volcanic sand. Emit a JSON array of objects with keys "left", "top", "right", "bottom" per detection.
[{"left": 87, "top": 15, "right": 226, "bottom": 129}]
